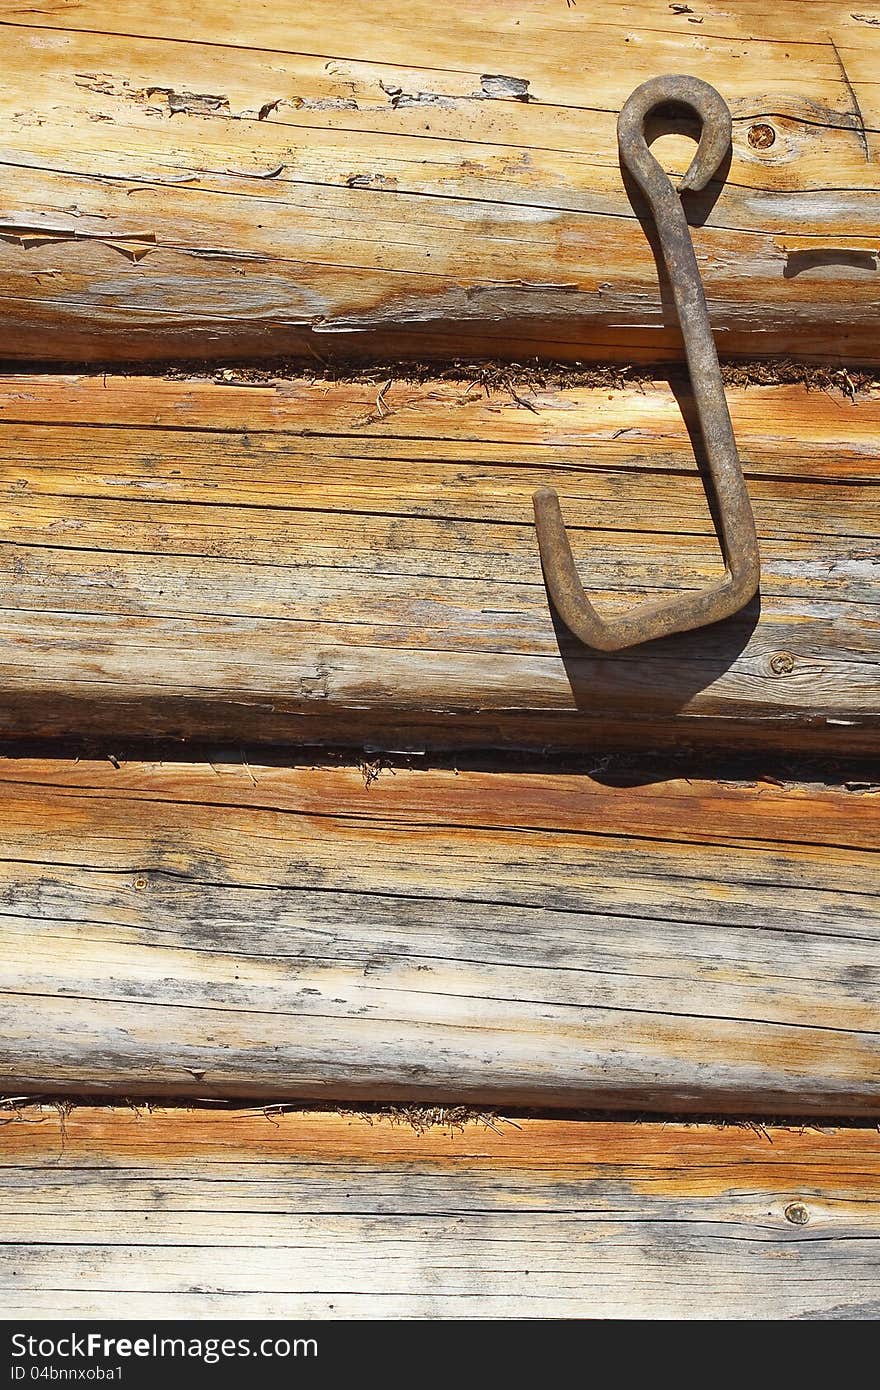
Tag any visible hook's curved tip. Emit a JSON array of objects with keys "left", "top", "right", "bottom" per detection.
[
  {"left": 676, "top": 165, "right": 705, "bottom": 194},
  {"left": 619, "top": 73, "right": 732, "bottom": 195}
]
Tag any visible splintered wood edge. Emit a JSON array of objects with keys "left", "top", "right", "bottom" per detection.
[{"left": 0, "top": 1102, "right": 878, "bottom": 1175}]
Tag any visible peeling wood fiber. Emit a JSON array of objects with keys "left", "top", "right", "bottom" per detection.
[
  {"left": 0, "top": 0, "right": 877, "bottom": 363},
  {"left": 0, "top": 372, "right": 876, "bottom": 751},
  {"left": 1, "top": 757, "right": 877, "bottom": 1112},
  {"left": 2, "top": 1106, "right": 879, "bottom": 1318}
]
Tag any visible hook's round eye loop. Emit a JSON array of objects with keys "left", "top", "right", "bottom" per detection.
[{"left": 617, "top": 73, "right": 732, "bottom": 194}]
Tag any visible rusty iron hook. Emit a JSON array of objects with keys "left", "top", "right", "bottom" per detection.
[{"left": 533, "top": 75, "right": 760, "bottom": 652}]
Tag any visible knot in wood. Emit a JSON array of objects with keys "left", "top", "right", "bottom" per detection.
[
  {"left": 748, "top": 123, "right": 776, "bottom": 149},
  {"left": 784, "top": 1202, "right": 810, "bottom": 1225},
  {"left": 770, "top": 651, "right": 795, "bottom": 675}
]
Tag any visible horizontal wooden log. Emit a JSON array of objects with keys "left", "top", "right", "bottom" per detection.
[
  {"left": 2, "top": 757, "right": 877, "bottom": 1111},
  {"left": 2, "top": 1105, "right": 879, "bottom": 1318},
  {"left": 0, "top": 1, "right": 877, "bottom": 363},
  {"left": 0, "top": 373, "right": 876, "bottom": 751}
]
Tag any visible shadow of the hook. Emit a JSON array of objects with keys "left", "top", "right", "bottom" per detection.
[
  {"left": 783, "top": 248, "right": 878, "bottom": 279},
  {"left": 619, "top": 137, "right": 732, "bottom": 338},
  {"left": 667, "top": 373, "right": 726, "bottom": 550},
  {"left": 619, "top": 106, "right": 731, "bottom": 340},
  {"left": 543, "top": 548, "right": 762, "bottom": 719}
]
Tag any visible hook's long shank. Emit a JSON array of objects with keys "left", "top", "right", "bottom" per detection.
[{"left": 534, "top": 74, "right": 760, "bottom": 652}]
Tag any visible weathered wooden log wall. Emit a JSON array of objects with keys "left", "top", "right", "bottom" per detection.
[
  {"left": 0, "top": 373, "right": 876, "bottom": 750},
  {"left": 2, "top": 756, "right": 876, "bottom": 1113},
  {"left": 0, "top": 0, "right": 877, "bottom": 1321},
  {"left": 3, "top": 1106, "right": 879, "bottom": 1319},
  {"left": 0, "top": 0, "right": 877, "bottom": 364}
]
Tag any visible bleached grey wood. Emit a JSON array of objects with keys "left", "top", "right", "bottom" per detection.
[
  {"left": 1, "top": 758, "right": 877, "bottom": 1112},
  {"left": 2, "top": 1107, "right": 878, "bottom": 1319}
]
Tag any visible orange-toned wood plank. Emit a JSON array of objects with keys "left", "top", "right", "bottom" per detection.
[
  {"left": 0, "top": 373, "right": 877, "bottom": 751},
  {"left": 2, "top": 1104, "right": 879, "bottom": 1318},
  {"left": 0, "top": 1, "right": 876, "bottom": 363}
]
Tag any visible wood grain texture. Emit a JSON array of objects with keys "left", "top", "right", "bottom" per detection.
[
  {"left": 0, "top": 0, "right": 877, "bottom": 364},
  {"left": 1, "top": 757, "right": 877, "bottom": 1111},
  {"left": 2, "top": 1105, "right": 879, "bottom": 1318},
  {"left": 0, "top": 372, "right": 876, "bottom": 750}
]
